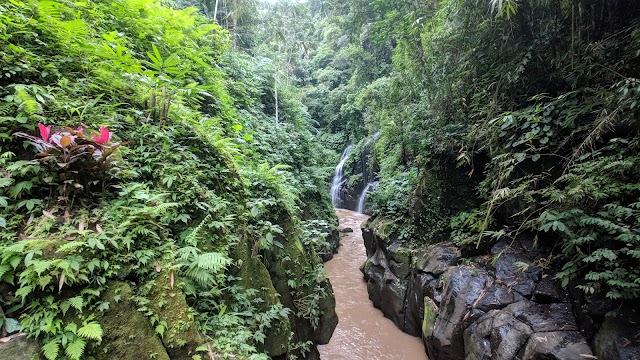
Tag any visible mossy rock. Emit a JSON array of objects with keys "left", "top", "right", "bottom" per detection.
[
  {"left": 238, "top": 256, "right": 291, "bottom": 357},
  {"left": 368, "top": 217, "right": 395, "bottom": 245},
  {"left": 146, "top": 268, "right": 200, "bottom": 360},
  {"left": 91, "top": 281, "right": 170, "bottom": 360},
  {"left": 0, "top": 335, "right": 41, "bottom": 360},
  {"left": 422, "top": 296, "right": 438, "bottom": 339},
  {"left": 23, "top": 239, "right": 68, "bottom": 260},
  {"left": 267, "top": 229, "right": 338, "bottom": 350}
]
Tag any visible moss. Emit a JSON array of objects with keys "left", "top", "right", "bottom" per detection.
[
  {"left": 238, "top": 256, "right": 291, "bottom": 357},
  {"left": 23, "top": 239, "right": 67, "bottom": 260},
  {"left": 145, "top": 268, "right": 200, "bottom": 360},
  {"left": 0, "top": 335, "right": 41, "bottom": 360},
  {"left": 91, "top": 281, "right": 170, "bottom": 360},
  {"left": 422, "top": 296, "right": 438, "bottom": 338}
]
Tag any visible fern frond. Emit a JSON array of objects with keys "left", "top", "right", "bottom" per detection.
[
  {"left": 65, "top": 337, "right": 86, "bottom": 360},
  {"left": 77, "top": 322, "right": 103, "bottom": 341},
  {"left": 196, "top": 252, "right": 230, "bottom": 271}
]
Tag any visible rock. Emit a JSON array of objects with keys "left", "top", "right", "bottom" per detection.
[
  {"left": 533, "top": 277, "right": 566, "bottom": 303},
  {"left": 490, "top": 251, "right": 541, "bottom": 298},
  {"left": 507, "top": 301, "right": 578, "bottom": 332},
  {"left": 475, "top": 280, "right": 526, "bottom": 312},
  {"left": 238, "top": 256, "right": 291, "bottom": 356},
  {"left": 521, "top": 331, "right": 593, "bottom": 360},
  {"left": 338, "top": 226, "right": 353, "bottom": 233},
  {"left": 93, "top": 281, "right": 170, "bottom": 360},
  {"left": 415, "top": 243, "right": 459, "bottom": 276},
  {"left": 0, "top": 334, "right": 40, "bottom": 360},
  {"left": 464, "top": 310, "right": 533, "bottom": 360},
  {"left": 146, "top": 268, "right": 200, "bottom": 360},
  {"left": 361, "top": 218, "right": 375, "bottom": 258},
  {"left": 428, "top": 265, "right": 490, "bottom": 360},
  {"left": 422, "top": 297, "right": 438, "bottom": 340},
  {"left": 593, "top": 306, "right": 640, "bottom": 360}
]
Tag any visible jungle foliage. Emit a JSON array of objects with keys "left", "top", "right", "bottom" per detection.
[
  {"left": 0, "top": 0, "right": 338, "bottom": 358},
  {"left": 293, "top": 0, "right": 640, "bottom": 302}
]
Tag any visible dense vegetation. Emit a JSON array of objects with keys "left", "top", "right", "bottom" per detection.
[
  {"left": 2, "top": 0, "right": 640, "bottom": 358},
  {"left": 0, "top": 0, "right": 339, "bottom": 358},
  {"left": 295, "top": 0, "right": 640, "bottom": 302}
]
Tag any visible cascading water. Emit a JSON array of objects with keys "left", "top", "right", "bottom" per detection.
[
  {"left": 330, "top": 144, "right": 352, "bottom": 207},
  {"left": 356, "top": 183, "right": 372, "bottom": 214},
  {"left": 356, "top": 131, "right": 381, "bottom": 213},
  {"left": 360, "top": 131, "right": 380, "bottom": 185}
]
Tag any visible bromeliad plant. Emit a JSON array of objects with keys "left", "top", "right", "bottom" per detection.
[{"left": 13, "top": 124, "right": 123, "bottom": 204}]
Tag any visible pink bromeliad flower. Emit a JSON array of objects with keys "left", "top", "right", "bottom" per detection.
[
  {"left": 76, "top": 126, "right": 83, "bottom": 134},
  {"left": 93, "top": 126, "right": 112, "bottom": 144},
  {"left": 38, "top": 123, "right": 51, "bottom": 142}
]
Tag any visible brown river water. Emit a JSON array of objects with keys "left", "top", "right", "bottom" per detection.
[{"left": 318, "top": 209, "right": 428, "bottom": 360}]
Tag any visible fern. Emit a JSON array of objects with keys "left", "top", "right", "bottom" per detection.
[
  {"left": 77, "top": 322, "right": 103, "bottom": 340},
  {"left": 42, "top": 340, "right": 59, "bottom": 360},
  {"left": 64, "top": 337, "right": 86, "bottom": 360},
  {"left": 196, "top": 252, "right": 231, "bottom": 272}
]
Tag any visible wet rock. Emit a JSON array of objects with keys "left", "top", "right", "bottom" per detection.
[
  {"left": 507, "top": 301, "right": 578, "bottom": 332},
  {"left": 0, "top": 335, "right": 40, "bottom": 360},
  {"left": 338, "top": 226, "right": 353, "bottom": 233},
  {"left": 475, "top": 280, "right": 526, "bottom": 312},
  {"left": 321, "top": 227, "right": 340, "bottom": 262},
  {"left": 428, "top": 265, "right": 490, "bottom": 360},
  {"left": 416, "top": 272, "right": 443, "bottom": 305},
  {"left": 521, "top": 331, "right": 593, "bottom": 360},
  {"left": 533, "top": 277, "right": 566, "bottom": 303},
  {"left": 422, "top": 297, "right": 438, "bottom": 339},
  {"left": 593, "top": 306, "right": 640, "bottom": 360},
  {"left": 490, "top": 251, "right": 542, "bottom": 298},
  {"left": 406, "top": 273, "right": 426, "bottom": 336},
  {"left": 415, "top": 243, "right": 459, "bottom": 276},
  {"left": 93, "top": 281, "right": 171, "bottom": 360},
  {"left": 361, "top": 218, "right": 375, "bottom": 257},
  {"left": 464, "top": 310, "right": 533, "bottom": 360}
]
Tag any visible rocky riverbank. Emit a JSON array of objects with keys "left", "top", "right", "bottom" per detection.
[{"left": 361, "top": 216, "right": 640, "bottom": 360}]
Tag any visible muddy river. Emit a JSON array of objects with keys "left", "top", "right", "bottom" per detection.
[{"left": 318, "top": 209, "right": 428, "bottom": 360}]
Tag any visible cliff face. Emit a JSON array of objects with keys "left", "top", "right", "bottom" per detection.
[{"left": 361, "top": 217, "right": 640, "bottom": 360}]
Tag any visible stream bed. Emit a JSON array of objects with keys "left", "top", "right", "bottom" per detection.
[{"left": 318, "top": 209, "right": 428, "bottom": 360}]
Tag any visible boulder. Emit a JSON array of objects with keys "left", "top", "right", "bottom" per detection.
[
  {"left": 464, "top": 309, "right": 533, "bottom": 360},
  {"left": 593, "top": 306, "right": 640, "bottom": 360},
  {"left": 532, "top": 277, "right": 566, "bottom": 303},
  {"left": 507, "top": 301, "right": 578, "bottom": 333},
  {"left": 428, "top": 265, "right": 490, "bottom": 360},
  {"left": 414, "top": 243, "right": 459, "bottom": 277},
  {"left": 93, "top": 281, "right": 170, "bottom": 360},
  {"left": 521, "top": 331, "right": 593, "bottom": 360},
  {"left": 0, "top": 335, "right": 40, "bottom": 360},
  {"left": 146, "top": 269, "right": 201, "bottom": 360},
  {"left": 338, "top": 226, "right": 353, "bottom": 233}
]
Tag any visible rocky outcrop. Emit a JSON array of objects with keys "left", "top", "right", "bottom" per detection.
[
  {"left": 593, "top": 306, "right": 640, "bottom": 360},
  {"left": 0, "top": 335, "right": 40, "bottom": 360},
  {"left": 361, "top": 217, "right": 607, "bottom": 360}
]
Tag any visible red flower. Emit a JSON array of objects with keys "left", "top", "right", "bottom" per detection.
[
  {"left": 38, "top": 123, "right": 51, "bottom": 142},
  {"left": 93, "top": 126, "right": 112, "bottom": 144}
]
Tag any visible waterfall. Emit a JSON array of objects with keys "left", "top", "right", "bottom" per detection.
[
  {"left": 360, "top": 131, "right": 380, "bottom": 186},
  {"left": 356, "top": 183, "right": 373, "bottom": 214},
  {"left": 330, "top": 145, "right": 352, "bottom": 207}
]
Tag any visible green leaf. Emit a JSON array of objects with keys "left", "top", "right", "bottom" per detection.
[
  {"left": 42, "top": 340, "right": 59, "bottom": 360},
  {"left": 77, "top": 322, "right": 103, "bottom": 340},
  {"left": 4, "top": 318, "right": 21, "bottom": 333},
  {"left": 65, "top": 337, "right": 86, "bottom": 360},
  {"left": 68, "top": 296, "right": 84, "bottom": 312}
]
